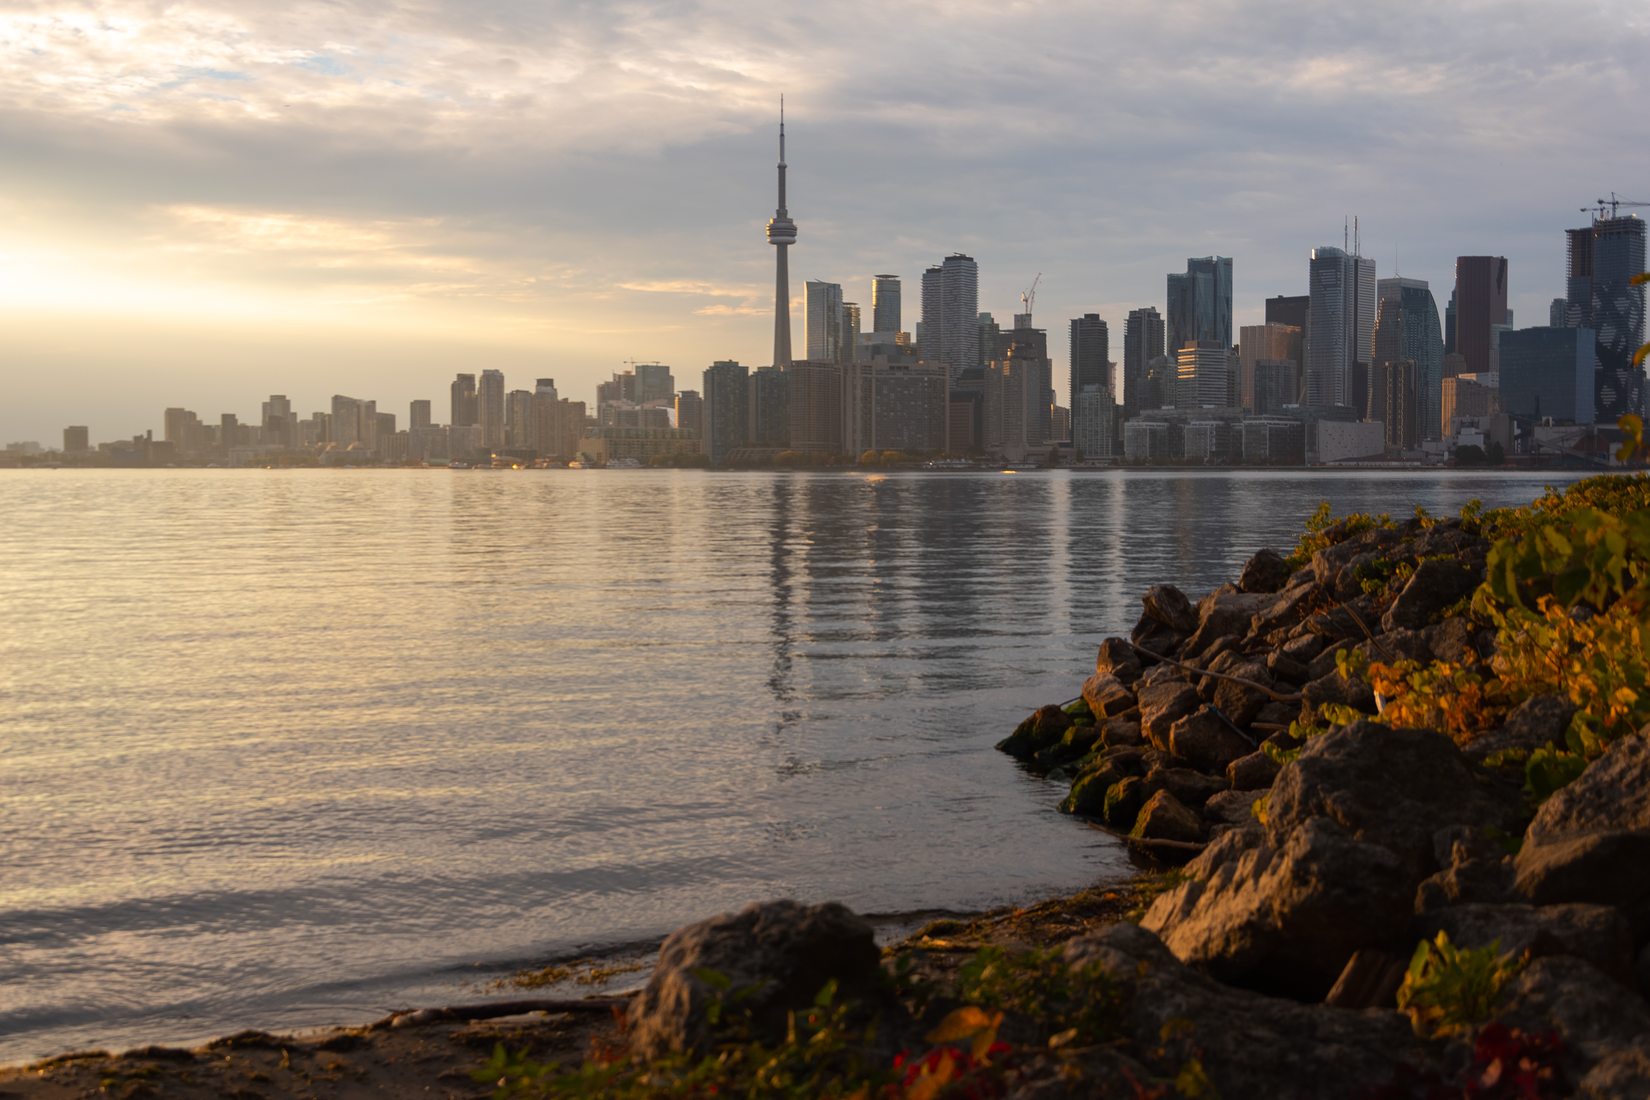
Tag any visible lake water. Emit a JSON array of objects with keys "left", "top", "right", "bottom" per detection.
[{"left": 0, "top": 467, "right": 1585, "bottom": 1062}]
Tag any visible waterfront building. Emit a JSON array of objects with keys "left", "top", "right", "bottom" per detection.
[
  {"left": 1499, "top": 326, "right": 1596, "bottom": 426},
  {"left": 748, "top": 365, "right": 790, "bottom": 447},
  {"left": 1305, "top": 246, "right": 1376, "bottom": 410},
  {"left": 947, "top": 382, "right": 983, "bottom": 454},
  {"left": 505, "top": 388, "right": 534, "bottom": 449},
  {"left": 478, "top": 369, "right": 505, "bottom": 449},
  {"left": 635, "top": 363, "right": 675, "bottom": 405},
  {"left": 841, "top": 302, "right": 861, "bottom": 364},
  {"left": 1240, "top": 417, "right": 1306, "bottom": 466},
  {"left": 766, "top": 105, "right": 797, "bottom": 367},
  {"left": 1374, "top": 277, "right": 1445, "bottom": 440},
  {"left": 1453, "top": 257, "right": 1509, "bottom": 378},
  {"left": 1238, "top": 323, "right": 1302, "bottom": 413},
  {"left": 983, "top": 342, "right": 1044, "bottom": 463},
  {"left": 574, "top": 426, "right": 701, "bottom": 465},
  {"left": 1176, "top": 340, "right": 1231, "bottom": 408},
  {"left": 409, "top": 400, "right": 432, "bottom": 432},
  {"left": 857, "top": 362, "right": 948, "bottom": 453},
  {"left": 788, "top": 359, "right": 843, "bottom": 455},
  {"left": 922, "top": 253, "right": 980, "bottom": 379},
  {"left": 1122, "top": 419, "right": 1174, "bottom": 463},
  {"left": 63, "top": 425, "right": 88, "bottom": 453},
  {"left": 805, "top": 280, "right": 845, "bottom": 364},
  {"left": 1074, "top": 385, "right": 1112, "bottom": 460},
  {"left": 702, "top": 360, "right": 749, "bottom": 465},
  {"left": 674, "top": 389, "right": 703, "bottom": 438},
  {"left": 1123, "top": 307, "right": 1165, "bottom": 412},
  {"left": 1166, "top": 256, "right": 1233, "bottom": 356},
  {"left": 1442, "top": 375, "right": 1495, "bottom": 431},
  {"left": 1369, "top": 358, "right": 1420, "bottom": 451},
  {"left": 1069, "top": 313, "right": 1110, "bottom": 447},
  {"left": 1182, "top": 419, "right": 1235, "bottom": 464},
  {"left": 872, "top": 274, "right": 901, "bottom": 335},
  {"left": 450, "top": 374, "right": 477, "bottom": 428},
  {"left": 1566, "top": 216, "right": 1647, "bottom": 421}
]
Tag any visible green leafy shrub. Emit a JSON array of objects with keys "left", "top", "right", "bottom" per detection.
[{"left": 1397, "top": 932, "right": 1525, "bottom": 1038}]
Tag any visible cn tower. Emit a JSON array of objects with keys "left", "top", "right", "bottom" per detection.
[{"left": 766, "top": 99, "right": 796, "bottom": 367}]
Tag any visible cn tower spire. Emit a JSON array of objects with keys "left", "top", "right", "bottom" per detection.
[{"left": 766, "top": 96, "right": 796, "bottom": 367}]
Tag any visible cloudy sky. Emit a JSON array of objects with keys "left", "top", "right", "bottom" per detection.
[{"left": 2, "top": 0, "right": 1647, "bottom": 444}]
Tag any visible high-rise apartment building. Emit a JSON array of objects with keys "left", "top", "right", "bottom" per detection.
[
  {"left": 805, "top": 280, "right": 844, "bottom": 365},
  {"left": 1500, "top": 326, "right": 1596, "bottom": 426},
  {"left": 872, "top": 275, "right": 901, "bottom": 335},
  {"left": 1238, "top": 323, "right": 1302, "bottom": 413},
  {"left": 1123, "top": 307, "right": 1165, "bottom": 411},
  {"left": 505, "top": 389, "right": 533, "bottom": 449},
  {"left": 675, "top": 389, "right": 703, "bottom": 440},
  {"left": 841, "top": 302, "right": 861, "bottom": 364},
  {"left": 1176, "top": 341, "right": 1231, "bottom": 408},
  {"left": 702, "top": 360, "right": 749, "bottom": 464},
  {"left": 1453, "top": 257, "right": 1509, "bottom": 378},
  {"left": 1166, "top": 256, "right": 1233, "bottom": 355},
  {"left": 748, "top": 365, "right": 790, "bottom": 446},
  {"left": 63, "top": 425, "right": 89, "bottom": 453},
  {"left": 409, "top": 399, "right": 432, "bottom": 432},
  {"left": 1566, "top": 216, "right": 1647, "bottom": 421},
  {"left": 921, "top": 253, "right": 980, "bottom": 379},
  {"left": 635, "top": 363, "right": 675, "bottom": 405},
  {"left": 1069, "top": 313, "right": 1110, "bottom": 447},
  {"left": 1374, "top": 278, "right": 1445, "bottom": 440},
  {"left": 1305, "top": 246, "right": 1376, "bottom": 409},
  {"left": 477, "top": 369, "right": 505, "bottom": 449},
  {"left": 788, "top": 360, "right": 843, "bottom": 454},
  {"left": 450, "top": 374, "right": 478, "bottom": 428}
]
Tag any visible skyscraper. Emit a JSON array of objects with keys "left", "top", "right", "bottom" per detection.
[
  {"left": 450, "top": 374, "right": 477, "bottom": 428},
  {"left": 1374, "top": 277, "right": 1445, "bottom": 440},
  {"left": 872, "top": 275, "right": 901, "bottom": 335},
  {"left": 1123, "top": 307, "right": 1165, "bottom": 411},
  {"left": 1069, "top": 313, "right": 1110, "bottom": 447},
  {"left": 1305, "top": 246, "right": 1375, "bottom": 409},
  {"left": 1453, "top": 256, "right": 1508, "bottom": 378},
  {"left": 766, "top": 103, "right": 797, "bottom": 367},
  {"left": 410, "top": 399, "right": 432, "bottom": 432},
  {"left": 1166, "top": 256, "right": 1233, "bottom": 355},
  {"left": 805, "top": 280, "right": 844, "bottom": 364},
  {"left": 923, "top": 253, "right": 979, "bottom": 380},
  {"left": 702, "top": 360, "right": 750, "bottom": 464},
  {"left": 1566, "top": 216, "right": 1647, "bottom": 421},
  {"left": 478, "top": 369, "right": 505, "bottom": 449}
]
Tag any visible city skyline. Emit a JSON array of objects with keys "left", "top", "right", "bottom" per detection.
[{"left": 2, "top": 0, "right": 1649, "bottom": 442}]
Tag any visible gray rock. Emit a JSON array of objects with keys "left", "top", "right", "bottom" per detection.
[
  {"left": 1305, "top": 639, "right": 1355, "bottom": 681},
  {"left": 1097, "top": 743, "right": 1148, "bottom": 775},
  {"left": 627, "top": 899, "right": 882, "bottom": 1059},
  {"left": 1298, "top": 670, "right": 1376, "bottom": 726},
  {"left": 1465, "top": 693, "right": 1577, "bottom": 765},
  {"left": 1416, "top": 903, "right": 1635, "bottom": 984},
  {"left": 1058, "top": 923, "right": 1428, "bottom": 1100},
  {"left": 1353, "top": 627, "right": 1434, "bottom": 667},
  {"left": 1252, "top": 699, "right": 1299, "bottom": 730},
  {"left": 1515, "top": 833, "right": 1650, "bottom": 931},
  {"left": 1185, "top": 590, "right": 1275, "bottom": 658},
  {"left": 1099, "top": 714, "right": 1143, "bottom": 748},
  {"left": 1280, "top": 632, "right": 1328, "bottom": 665},
  {"left": 1421, "top": 615, "right": 1476, "bottom": 662},
  {"left": 1266, "top": 720, "right": 1522, "bottom": 877},
  {"left": 1129, "top": 615, "right": 1186, "bottom": 660},
  {"left": 1145, "top": 764, "right": 1228, "bottom": 808},
  {"left": 1060, "top": 757, "right": 1131, "bottom": 815},
  {"left": 1498, "top": 956, "right": 1650, "bottom": 1079},
  {"left": 1204, "top": 788, "right": 1265, "bottom": 828},
  {"left": 1228, "top": 750, "right": 1281, "bottom": 791},
  {"left": 1141, "top": 817, "right": 1414, "bottom": 999},
  {"left": 1138, "top": 680, "right": 1201, "bottom": 753},
  {"left": 1526, "top": 731, "right": 1650, "bottom": 843},
  {"left": 1381, "top": 558, "right": 1479, "bottom": 631},
  {"left": 1032, "top": 722, "right": 1101, "bottom": 768},
  {"left": 1168, "top": 706, "right": 1256, "bottom": 773},
  {"left": 1081, "top": 672, "right": 1136, "bottom": 720},
  {"left": 1414, "top": 839, "right": 1516, "bottom": 913},
  {"left": 1579, "top": 1046, "right": 1650, "bottom": 1100},
  {"left": 1103, "top": 776, "right": 1147, "bottom": 829},
  {"left": 1132, "top": 788, "right": 1205, "bottom": 843},
  {"left": 1238, "top": 548, "right": 1292, "bottom": 594},
  {"left": 1141, "top": 583, "right": 1198, "bottom": 635},
  {"left": 996, "top": 703, "right": 1072, "bottom": 760},
  {"left": 1265, "top": 650, "right": 1310, "bottom": 685},
  {"left": 1094, "top": 637, "right": 1144, "bottom": 685}
]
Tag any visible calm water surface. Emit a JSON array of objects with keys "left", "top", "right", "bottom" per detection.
[{"left": 0, "top": 467, "right": 1584, "bottom": 1061}]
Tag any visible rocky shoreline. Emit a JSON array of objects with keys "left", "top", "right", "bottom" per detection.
[{"left": 6, "top": 476, "right": 1648, "bottom": 1098}]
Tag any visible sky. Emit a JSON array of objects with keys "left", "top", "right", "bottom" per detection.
[{"left": 2, "top": 0, "right": 1648, "bottom": 445}]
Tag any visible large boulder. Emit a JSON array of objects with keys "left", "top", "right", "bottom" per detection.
[
  {"left": 627, "top": 900, "right": 883, "bottom": 1059},
  {"left": 1060, "top": 923, "right": 1429, "bottom": 1099},
  {"left": 1137, "top": 679, "right": 1201, "bottom": 753},
  {"left": 1265, "top": 720, "right": 1523, "bottom": 877},
  {"left": 1144, "top": 764, "right": 1227, "bottom": 808},
  {"left": 1464, "top": 693, "right": 1577, "bottom": 765},
  {"left": 1185, "top": 590, "right": 1274, "bottom": 658},
  {"left": 1081, "top": 672, "right": 1135, "bottom": 720},
  {"left": 996, "top": 704, "right": 1072, "bottom": 761},
  {"left": 1094, "top": 637, "right": 1144, "bottom": 685},
  {"left": 1131, "top": 788, "right": 1205, "bottom": 843},
  {"left": 1237, "top": 548, "right": 1291, "bottom": 594},
  {"left": 1140, "top": 584, "right": 1198, "bottom": 635},
  {"left": 1140, "top": 817, "right": 1413, "bottom": 999},
  {"left": 1381, "top": 557, "right": 1479, "bottom": 631},
  {"left": 1227, "top": 750, "right": 1281, "bottom": 791},
  {"left": 1517, "top": 731, "right": 1650, "bottom": 930},
  {"left": 1168, "top": 706, "right": 1256, "bottom": 773}
]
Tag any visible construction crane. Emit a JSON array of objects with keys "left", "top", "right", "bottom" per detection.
[
  {"left": 1019, "top": 272, "right": 1042, "bottom": 322},
  {"left": 1584, "top": 192, "right": 1650, "bottom": 220}
]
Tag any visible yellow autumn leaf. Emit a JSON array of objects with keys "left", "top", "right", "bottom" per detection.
[
  {"left": 925, "top": 1006, "right": 999, "bottom": 1045},
  {"left": 905, "top": 1052, "right": 957, "bottom": 1100}
]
